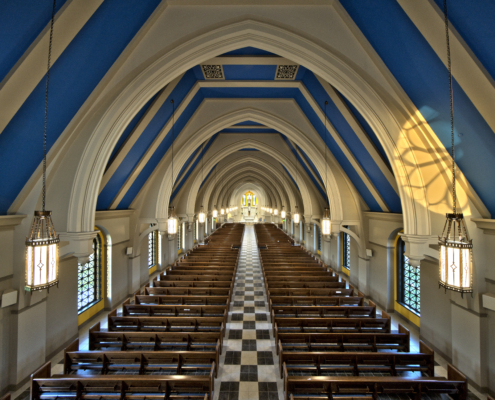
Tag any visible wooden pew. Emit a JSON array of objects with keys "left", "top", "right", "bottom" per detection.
[
  {"left": 64, "top": 348, "right": 218, "bottom": 378},
  {"left": 266, "top": 282, "right": 345, "bottom": 290},
  {"left": 145, "top": 287, "right": 231, "bottom": 297},
  {"left": 88, "top": 323, "right": 223, "bottom": 353},
  {"left": 107, "top": 310, "right": 226, "bottom": 337},
  {"left": 283, "top": 363, "right": 468, "bottom": 400},
  {"left": 135, "top": 294, "right": 230, "bottom": 307},
  {"left": 271, "top": 303, "right": 376, "bottom": 322},
  {"left": 122, "top": 299, "right": 227, "bottom": 319},
  {"left": 269, "top": 295, "right": 365, "bottom": 311},
  {"left": 277, "top": 324, "right": 411, "bottom": 355},
  {"left": 273, "top": 313, "right": 392, "bottom": 344},
  {"left": 152, "top": 279, "right": 233, "bottom": 290},
  {"left": 31, "top": 362, "right": 213, "bottom": 400},
  {"left": 279, "top": 340, "right": 435, "bottom": 378}
]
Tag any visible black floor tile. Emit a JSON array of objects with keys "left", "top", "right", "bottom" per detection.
[
  {"left": 234, "top": 301, "right": 244, "bottom": 307},
  {"left": 229, "top": 330, "right": 243, "bottom": 339},
  {"left": 235, "top": 291, "right": 245, "bottom": 296},
  {"left": 236, "top": 283, "right": 245, "bottom": 287},
  {"left": 256, "top": 330, "right": 270, "bottom": 340},
  {"left": 257, "top": 351, "right": 274, "bottom": 365},
  {"left": 244, "top": 307, "right": 255, "bottom": 313},
  {"left": 220, "top": 382, "right": 240, "bottom": 392},
  {"left": 242, "top": 339, "right": 257, "bottom": 351},
  {"left": 240, "top": 365, "right": 258, "bottom": 381},
  {"left": 224, "top": 351, "right": 242, "bottom": 365},
  {"left": 245, "top": 296, "right": 255, "bottom": 301},
  {"left": 244, "top": 286, "right": 254, "bottom": 292},
  {"left": 255, "top": 313, "right": 268, "bottom": 321},
  {"left": 231, "top": 313, "right": 243, "bottom": 321},
  {"left": 255, "top": 301, "right": 265, "bottom": 307},
  {"left": 243, "top": 321, "right": 256, "bottom": 329},
  {"left": 254, "top": 291, "right": 264, "bottom": 296}
]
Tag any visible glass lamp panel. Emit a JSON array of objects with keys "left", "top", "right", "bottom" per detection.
[
  {"left": 168, "top": 217, "right": 177, "bottom": 235},
  {"left": 294, "top": 213, "right": 300, "bottom": 224},
  {"left": 213, "top": 210, "right": 218, "bottom": 218},
  {"left": 281, "top": 210, "right": 286, "bottom": 219},
  {"left": 199, "top": 212, "right": 205, "bottom": 223},
  {"left": 322, "top": 218, "right": 331, "bottom": 235},
  {"left": 274, "top": 209, "right": 278, "bottom": 215},
  {"left": 221, "top": 209, "right": 224, "bottom": 215}
]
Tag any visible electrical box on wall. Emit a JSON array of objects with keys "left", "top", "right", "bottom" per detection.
[
  {"left": 126, "top": 247, "right": 133, "bottom": 255},
  {"left": 1, "top": 290, "right": 18, "bottom": 308},
  {"left": 482, "top": 293, "right": 495, "bottom": 311},
  {"left": 366, "top": 249, "right": 373, "bottom": 257}
]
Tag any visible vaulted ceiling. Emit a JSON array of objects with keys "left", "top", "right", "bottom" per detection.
[{"left": 1, "top": 0, "right": 494, "bottom": 219}]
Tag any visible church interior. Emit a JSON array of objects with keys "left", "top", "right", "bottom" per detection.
[{"left": 1, "top": 1, "right": 495, "bottom": 399}]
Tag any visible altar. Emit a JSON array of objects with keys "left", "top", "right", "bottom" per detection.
[{"left": 240, "top": 191, "right": 258, "bottom": 222}]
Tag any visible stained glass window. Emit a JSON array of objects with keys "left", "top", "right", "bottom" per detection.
[
  {"left": 318, "top": 226, "right": 321, "bottom": 251},
  {"left": 78, "top": 235, "right": 102, "bottom": 313},
  {"left": 148, "top": 226, "right": 157, "bottom": 269},
  {"left": 343, "top": 226, "right": 350, "bottom": 270},
  {"left": 397, "top": 237, "right": 420, "bottom": 316}
]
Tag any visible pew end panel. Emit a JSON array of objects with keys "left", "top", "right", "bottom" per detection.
[
  {"left": 30, "top": 362, "right": 51, "bottom": 400},
  {"left": 398, "top": 324, "right": 410, "bottom": 352},
  {"left": 88, "top": 322, "right": 101, "bottom": 350},
  {"left": 447, "top": 364, "right": 468, "bottom": 400}
]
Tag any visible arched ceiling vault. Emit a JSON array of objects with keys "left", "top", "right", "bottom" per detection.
[{"left": 1, "top": 2, "right": 493, "bottom": 239}]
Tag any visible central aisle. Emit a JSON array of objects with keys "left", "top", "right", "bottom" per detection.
[{"left": 215, "top": 225, "right": 282, "bottom": 400}]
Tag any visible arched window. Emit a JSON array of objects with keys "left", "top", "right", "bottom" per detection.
[
  {"left": 343, "top": 226, "right": 350, "bottom": 271},
  {"left": 78, "top": 234, "right": 102, "bottom": 314},
  {"left": 148, "top": 225, "right": 157, "bottom": 269},
  {"left": 318, "top": 225, "right": 321, "bottom": 252},
  {"left": 397, "top": 237, "right": 420, "bottom": 316}
]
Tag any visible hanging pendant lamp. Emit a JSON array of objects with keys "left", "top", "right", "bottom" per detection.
[
  {"left": 293, "top": 205, "right": 300, "bottom": 224},
  {"left": 438, "top": 0, "right": 473, "bottom": 296},
  {"left": 168, "top": 99, "right": 178, "bottom": 235},
  {"left": 25, "top": 0, "right": 60, "bottom": 292},
  {"left": 281, "top": 206, "right": 286, "bottom": 220},
  {"left": 322, "top": 101, "right": 331, "bottom": 236}
]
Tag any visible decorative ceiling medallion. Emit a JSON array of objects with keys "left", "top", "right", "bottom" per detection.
[
  {"left": 275, "top": 65, "right": 299, "bottom": 80},
  {"left": 201, "top": 64, "right": 224, "bottom": 79}
]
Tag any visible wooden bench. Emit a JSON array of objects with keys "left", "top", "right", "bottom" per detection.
[
  {"left": 64, "top": 347, "right": 218, "bottom": 378},
  {"left": 277, "top": 325, "right": 411, "bottom": 355},
  {"left": 122, "top": 299, "right": 228, "bottom": 319},
  {"left": 274, "top": 314, "right": 392, "bottom": 344},
  {"left": 152, "top": 279, "right": 233, "bottom": 289},
  {"left": 266, "top": 282, "right": 346, "bottom": 290},
  {"left": 135, "top": 294, "right": 230, "bottom": 307},
  {"left": 145, "top": 287, "right": 231, "bottom": 297},
  {"left": 269, "top": 296, "right": 365, "bottom": 311},
  {"left": 279, "top": 340, "right": 434, "bottom": 378},
  {"left": 283, "top": 362, "right": 468, "bottom": 400},
  {"left": 271, "top": 303, "right": 376, "bottom": 322},
  {"left": 107, "top": 311, "right": 225, "bottom": 337},
  {"left": 89, "top": 323, "right": 223, "bottom": 353},
  {"left": 31, "top": 362, "right": 213, "bottom": 400}
]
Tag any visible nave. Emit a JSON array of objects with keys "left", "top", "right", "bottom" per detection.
[{"left": 13, "top": 224, "right": 481, "bottom": 400}]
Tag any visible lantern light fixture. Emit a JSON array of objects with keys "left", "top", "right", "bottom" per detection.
[
  {"left": 281, "top": 206, "right": 286, "bottom": 219},
  {"left": 438, "top": 0, "right": 473, "bottom": 296},
  {"left": 322, "top": 208, "right": 331, "bottom": 236},
  {"left": 25, "top": 0, "right": 60, "bottom": 292},
  {"left": 221, "top": 208, "right": 225, "bottom": 215},
  {"left": 168, "top": 206, "right": 178, "bottom": 235},
  {"left": 213, "top": 206, "right": 218, "bottom": 219},
  {"left": 274, "top": 209, "right": 278, "bottom": 216},
  {"left": 293, "top": 206, "right": 300, "bottom": 224},
  {"left": 198, "top": 205, "right": 205, "bottom": 224}
]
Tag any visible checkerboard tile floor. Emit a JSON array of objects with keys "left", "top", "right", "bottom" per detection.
[{"left": 215, "top": 225, "right": 283, "bottom": 400}]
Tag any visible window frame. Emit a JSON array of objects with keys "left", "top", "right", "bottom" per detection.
[
  {"left": 342, "top": 226, "right": 351, "bottom": 271},
  {"left": 396, "top": 237, "right": 421, "bottom": 316},
  {"left": 77, "top": 234, "right": 102, "bottom": 314},
  {"left": 148, "top": 227, "right": 157, "bottom": 269}
]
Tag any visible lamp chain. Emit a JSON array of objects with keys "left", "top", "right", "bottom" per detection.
[
  {"left": 43, "top": 0, "right": 57, "bottom": 212},
  {"left": 171, "top": 99, "right": 175, "bottom": 197},
  {"left": 443, "top": 0, "right": 456, "bottom": 214},
  {"left": 324, "top": 101, "right": 328, "bottom": 194}
]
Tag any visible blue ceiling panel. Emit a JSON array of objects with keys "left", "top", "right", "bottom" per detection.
[
  {"left": 341, "top": 0, "right": 495, "bottom": 216},
  {"left": 235, "top": 120, "right": 264, "bottom": 126},
  {"left": 170, "top": 134, "right": 217, "bottom": 202},
  {"left": 97, "top": 70, "right": 197, "bottom": 209},
  {"left": 1, "top": 0, "right": 161, "bottom": 214},
  {"left": 295, "top": 65, "right": 308, "bottom": 80},
  {"left": 223, "top": 65, "right": 277, "bottom": 80},
  {"left": 192, "top": 65, "right": 204, "bottom": 80},
  {"left": 222, "top": 47, "right": 275, "bottom": 56},
  {"left": 239, "top": 148, "right": 259, "bottom": 151},
  {"left": 117, "top": 90, "right": 206, "bottom": 209},
  {"left": 432, "top": 0, "right": 495, "bottom": 81},
  {"left": 339, "top": 93, "right": 390, "bottom": 168},
  {"left": 108, "top": 92, "right": 158, "bottom": 165},
  {"left": 302, "top": 71, "right": 401, "bottom": 212},
  {"left": 0, "top": 0, "right": 69, "bottom": 82},
  {"left": 220, "top": 129, "right": 278, "bottom": 133}
]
